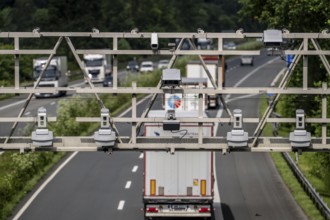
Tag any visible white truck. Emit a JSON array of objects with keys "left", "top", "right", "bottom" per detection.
[
  {"left": 186, "top": 57, "right": 225, "bottom": 109},
  {"left": 33, "top": 56, "right": 68, "bottom": 98},
  {"left": 143, "top": 110, "right": 214, "bottom": 219},
  {"left": 83, "top": 54, "right": 111, "bottom": 83}
]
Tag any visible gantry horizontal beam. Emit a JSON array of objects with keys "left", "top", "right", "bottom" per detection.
[
  {"left": 0, "top": 50, "right": 55, "bottom": 55},
  {"left": 0, "top": 137, "right": 329, "bottom": 152},
  {"left": 1, "top": 87, "right": 330, "bottom": 95},
  {"left": 75, "top": 49, "right": 260, "bottom": 56},
  {"left": 1, "top": 117, "right": 330, "bottom": 124},
  {"left": 0, "top": 32, "right": 329, "bottom": 39}
]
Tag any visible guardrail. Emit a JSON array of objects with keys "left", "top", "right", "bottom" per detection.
[{"left": 282, "top": 152, "right": 330, "bottom": 220}]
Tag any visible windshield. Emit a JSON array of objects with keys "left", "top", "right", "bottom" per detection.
[
  {"left": 84, "top": 58, "right": 103, "bottom": 67},
  {"left": 34, "top": 65, "right": 58, "bottom": 79}
]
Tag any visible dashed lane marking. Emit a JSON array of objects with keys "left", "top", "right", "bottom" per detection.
[
  {"left": 132, "top": 166, "right": 138, "bottom": 173},
  {"left": 125, "top": 181, "right": 132, "bottom": 189},
  {"left": 117, "top": 200, "right": 125, "bottom": 210}
]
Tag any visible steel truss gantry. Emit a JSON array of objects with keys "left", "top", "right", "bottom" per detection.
[{"left": 0, "top": 29, "right": 330, "bottom": 153}]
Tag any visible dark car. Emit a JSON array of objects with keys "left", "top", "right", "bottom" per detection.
[
  {"left": 103, "top": 75, "right": 113, "bottom": 87},
  {"left": 126, "top": 60, "right": 139, "bottom": 72}
]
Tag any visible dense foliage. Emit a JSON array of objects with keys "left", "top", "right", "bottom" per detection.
[
  {"left": 0, "top": 152, "right": 62, "bottom": 219},
  {"left": 238, "top": 0, "right": 330, "bottom": 31},
  {"left": 0, "top": 0, "right": 242, "bottom": 32},
  {"left": 0, "top": 0, "right": 245, "bottom": 85}
]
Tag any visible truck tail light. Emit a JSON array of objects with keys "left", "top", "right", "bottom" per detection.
[
  {"left": 150, "top": 179, "right": 156, "bottom": 196},
  {"left": 146, "top": 207, "right": 159, "bottom": 213},
  {"left": 201, "top": 179, "right": 206, "bottom": 196},
  {"left": 198, "top": 207, "right": 210, "bottom": 213}
]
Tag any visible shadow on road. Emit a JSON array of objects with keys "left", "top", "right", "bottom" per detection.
[{"left": 220, "top": 203, "right": 235, "bottom": 220}]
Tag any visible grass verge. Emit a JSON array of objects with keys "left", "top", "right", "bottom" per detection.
[
  {"left": 0, "top": 152, "right": 66, "bottom": 220},
  {"left": 270, "top": 153, "right": 324, "bottom": 220},
  {"left": 259, "top": 94, "right": 325, "bottom": 219}
]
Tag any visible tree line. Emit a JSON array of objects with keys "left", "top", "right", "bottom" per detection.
[
  {"left": 0, "top": 0, "right": 246, "bottom": 84},
  {"left": 0, "top": 0, "right": 243, "bottom": 32}
]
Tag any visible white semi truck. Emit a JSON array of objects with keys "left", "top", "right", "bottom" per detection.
[
  {"left": 143, "top": 110, "right": 214, "bottom": 219},
  {"left": 186, "top": 57, "right": 226, "bottom": 109},
  {"left": 33, "top": 56, "right": 68, "bottom": 98},
  {"left": 83, "top": 54, "right": 111, "bottom": 83}
]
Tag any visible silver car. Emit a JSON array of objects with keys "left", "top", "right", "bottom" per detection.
[
  {"left": 240, "top": 55, "right": 254, "bottom": 66},
  {"left": 140, "top": 61, "right": 154, "bottom": 72}
]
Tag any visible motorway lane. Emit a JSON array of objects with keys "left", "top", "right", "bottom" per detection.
[
  {"left": 8, "top": 54, "right": 308, "bottom": 220},
  {"left": 17, "top": 152, "right": 144, "bottom": 220},
  {"left": 208, "top": 56, "right": 308, "bottom": 219},
  {"left": 10, "top": 95, "right": 152, "bottom": 220}
]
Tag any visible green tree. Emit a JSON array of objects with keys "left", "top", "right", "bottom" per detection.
[{"left": 239, "top": 0, "right": 330, "bottom": 31}]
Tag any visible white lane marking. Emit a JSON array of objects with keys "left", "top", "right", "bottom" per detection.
[
  {"left": 24, "top": 112, "right": 31, "bottom": 116},
  {"left": 50, "top": 101, "right": 56, "bottom": 105},
  {"left": 125, "top": 181, "right": 132, "bottom": 189},
  {"left": 120, "top": 94, "right": 152, "bottom": 117},
  {"left": 227, "top": 94, "right": 260, "bottom": 103},
  {"left": 12, "top": 151, "right": 79, "bottom": 220},
  {"left": 139, "top": 153, "right": 144, "bottom": 159},
  {"left": 132, "top": 166, "right": 138, "bottom": 173},
  {"left": 0, "top": 100, "right": 26, "bottom": 111},
  {"left": 228, "top": 65, "right": 239, "bottom": 72},
  {"left": 117, "top": 200, "right": 125, "bottom": 210},
  {"left": 214, "top": 108, "right": 223, "bottom": 136},
  {"left": 213, "top": 152, "right": 221, "bottom": 204}
]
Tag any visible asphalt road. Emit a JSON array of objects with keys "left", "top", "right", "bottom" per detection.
[
  {"left": 5, "top": 53, "right": 308, "bottom": 220},
  {"left": 211, "top": 52, "right": 308, "bottom": 220}
]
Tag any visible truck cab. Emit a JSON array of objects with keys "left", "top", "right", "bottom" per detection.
[
  {"left": 83, "top": 54, "right": 111, "bottom": 83},
  {"left": 33, "top": 56, "right": 68, "bottom": 98}
]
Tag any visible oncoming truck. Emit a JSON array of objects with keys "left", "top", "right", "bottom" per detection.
[
  {"left": 33, "top": 56, "right": 68, "bottom": 98},
  {"left": 143, "top": 110, "right": 214, "bottom": 219},
  {"left": 83, "top": 54, "right": 111, "bottom": 83}
]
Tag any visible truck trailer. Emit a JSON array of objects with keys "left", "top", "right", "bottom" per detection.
[
  {"left": 186, "top": 56, "right": 226, "bottom": 109},
  {"left": 83, "top": 54, "right": 111, "bottom": 83},
  {"left": 143, "top": 110, "right": 214, "bottom": 219},
  {"left": 33, "top": 56, "right": 68, "bottom": 98}
]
